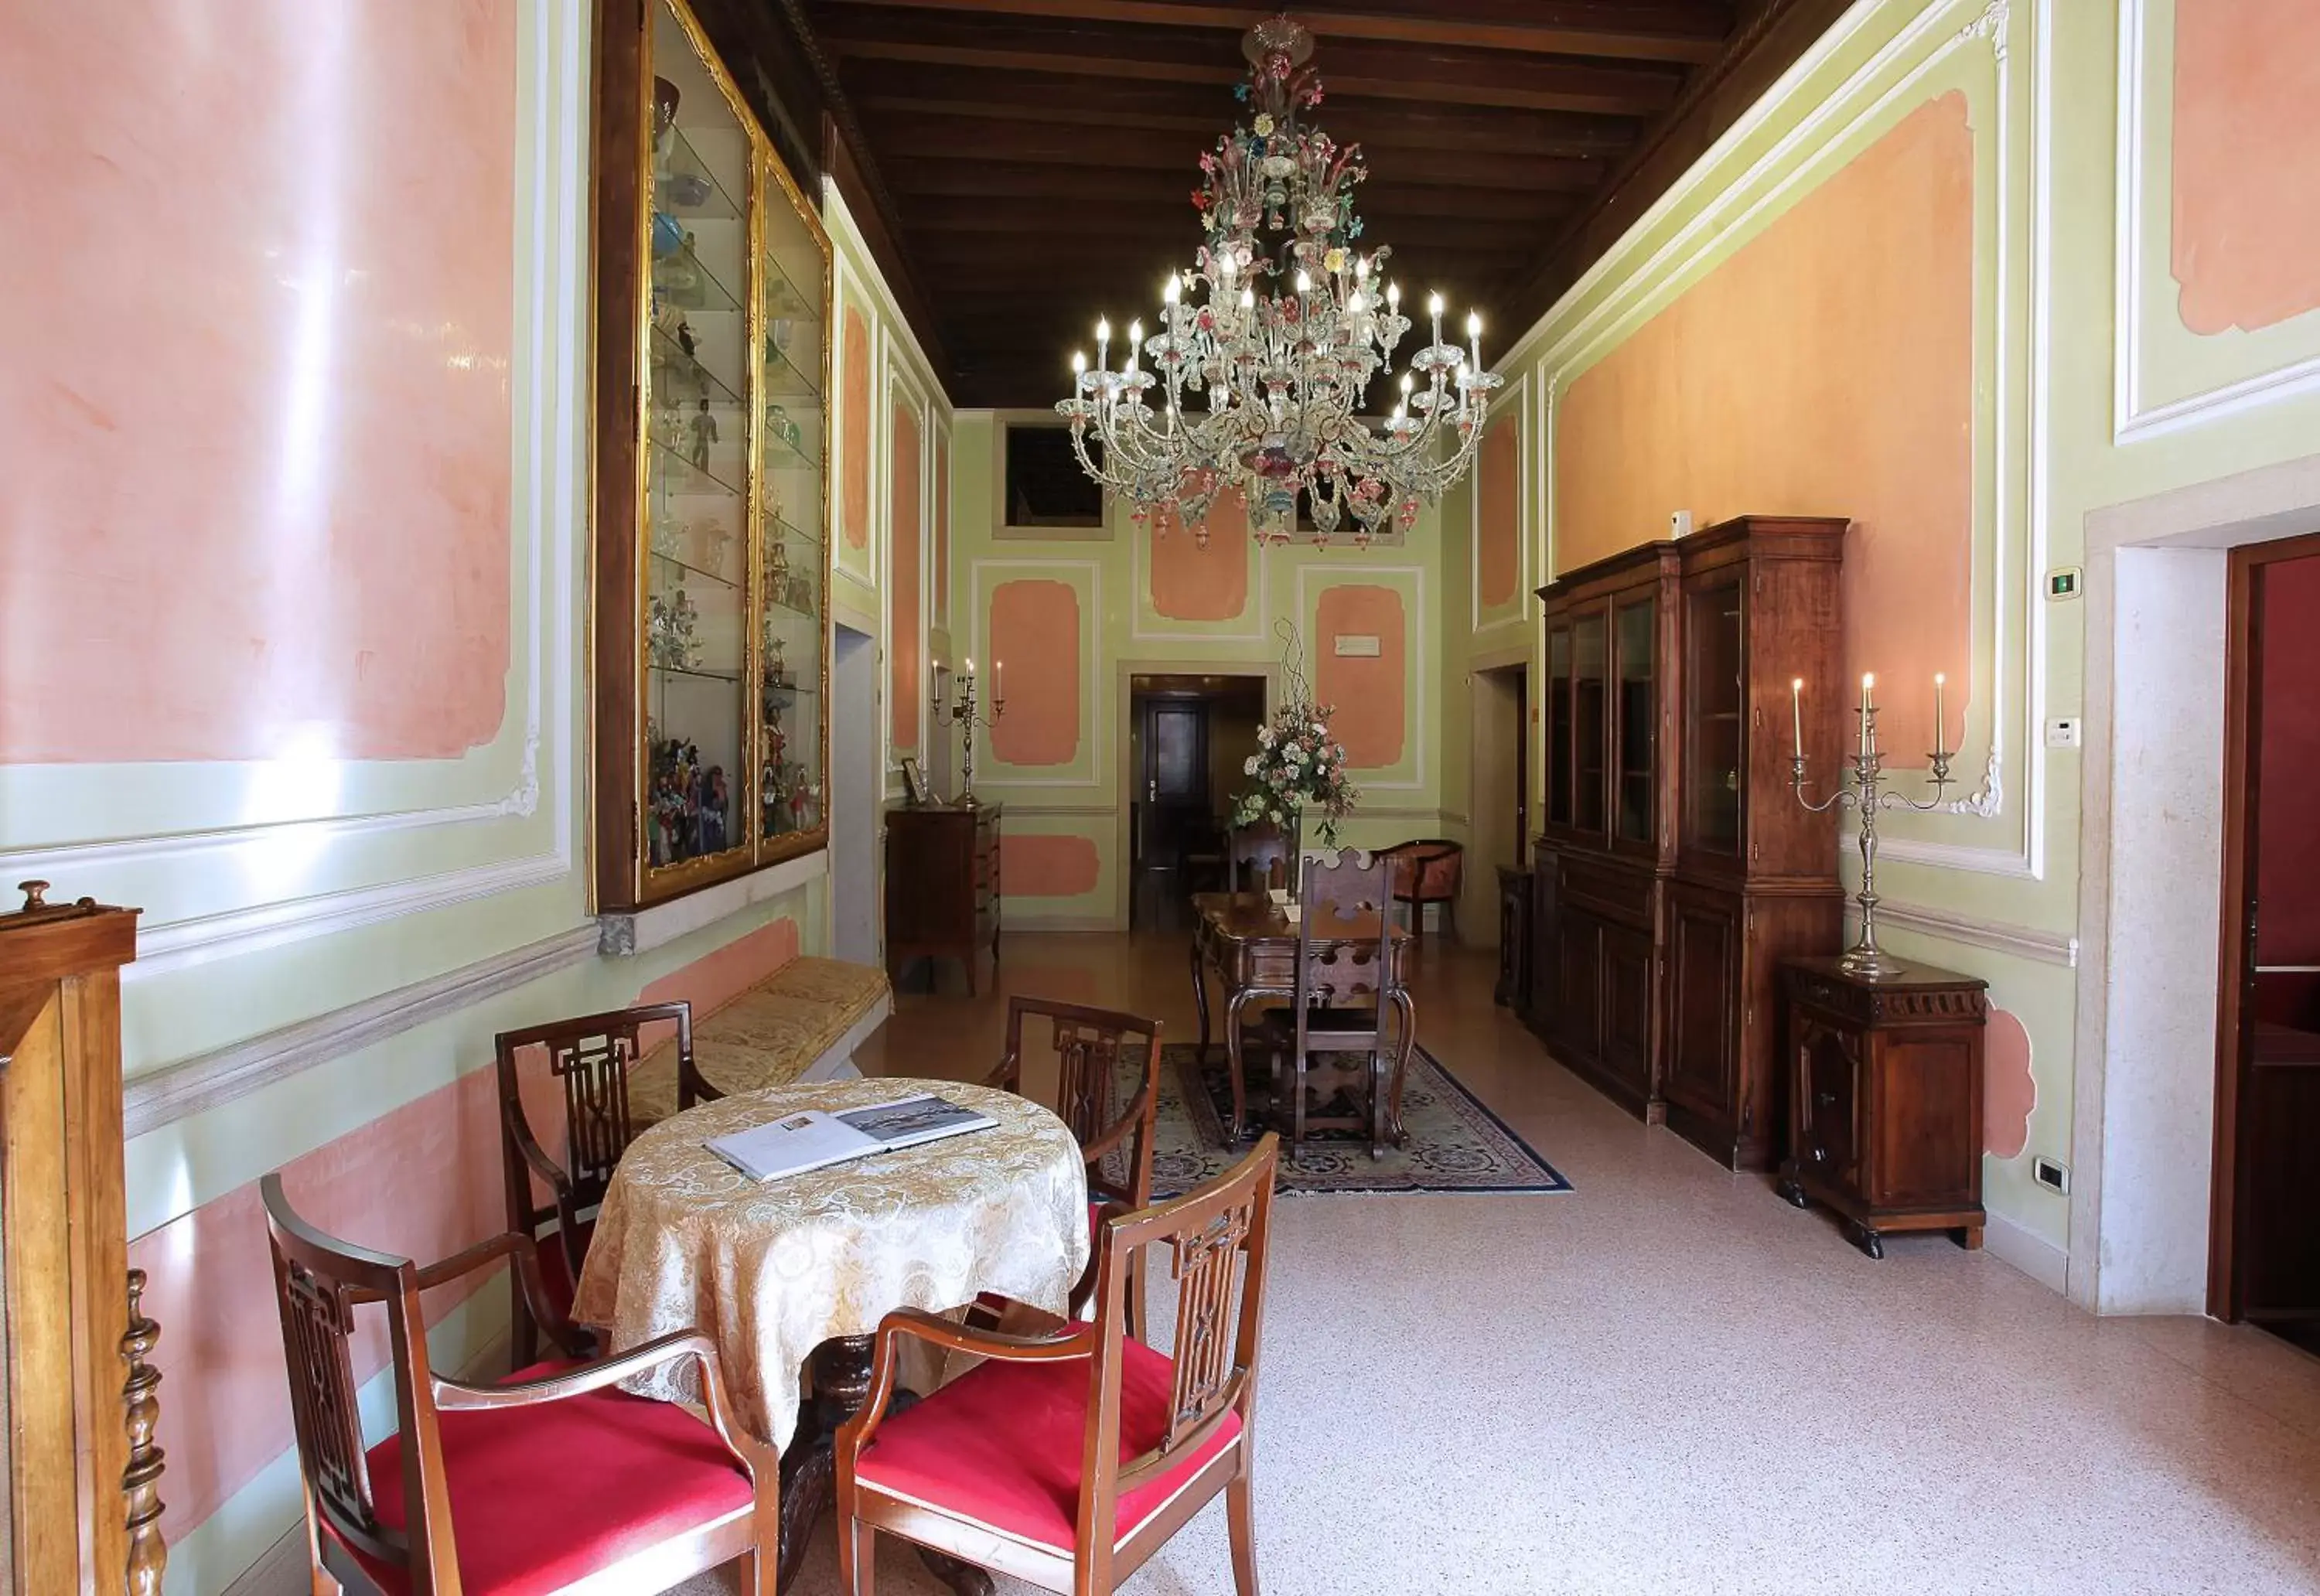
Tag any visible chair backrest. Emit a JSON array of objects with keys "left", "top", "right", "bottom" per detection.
[
  {"left": 996, "top": 996, "right": 1164, "bottom": 1209},
  {"left": 1383, "top": 838, "right": 1464, "bottom": 901},
  {"left": 1229, "top": 824, "right": 1291, "bottom": 894},
  {"left": 1079, "top": 1134, "right": 1279, "bottom": 1547},
  {"left": 261, "top": 1175, "right": 457, "bottom": 1592},
  {"left": 494, "top": 1003, "right": 693, "bottom": 1274}
]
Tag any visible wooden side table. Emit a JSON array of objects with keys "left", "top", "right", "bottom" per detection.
[{"left": 1776, "top": 956, "right": 1987, "bottom": 1259}]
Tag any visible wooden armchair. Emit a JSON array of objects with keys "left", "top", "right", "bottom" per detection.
[
  {"left": 261, "top": 1173, "right": 777, "bottom": 1595},
  {"left": 984, "top": 996, "right": 1165, "bottom": 1336},
  {"left": 494, "top": 1002, "right": 716, "bottom": 1364},
  {"left": 1378, "top": 838, "right": 1464, "bottom": 942},
  {"left": 1261, "top": 849, "right": 1401, "bottom": 1161},
  {"left": 834, "top": 1135, "right": 1280, "bottom": 1596}
]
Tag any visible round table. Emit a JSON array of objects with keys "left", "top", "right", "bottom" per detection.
[{"left": 571, "top": 1077, "right": 1090, "bottom": 1594}]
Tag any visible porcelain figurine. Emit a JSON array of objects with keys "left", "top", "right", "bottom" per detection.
[{"left": 688, "top": 398, "right": 718, "bottom": 472}]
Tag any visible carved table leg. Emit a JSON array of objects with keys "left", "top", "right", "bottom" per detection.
[
  {"left": 1847, "top": 1220, "right": 1885, "bottom": 1260},
  {"left": 780, "top": 1336, "right": 995, "bottom": 1596},
  {"left": 122, "top": 1269, "right": 167, "bottom": 1596},
  {"left": 1223, "top": 988, "right": 1252, "bottom": 1145},
  {"left": 1386, "top": 989, "right": 1417, "bottom": 1147},
  {"left": 1190, "top": 932, "right": 1213, "bottom": 1068}
]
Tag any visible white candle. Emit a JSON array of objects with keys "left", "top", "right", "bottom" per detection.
[
  {"left": 995, "top": 658, "right": 1004, "bottom": 700},
  {"left": 1859, "top": 673, "right": 1875, "bottom": 758},
  {"left": 1466, "top": 310, "right": 1482, "bottom": 373},
  {"left": 1934, "top": 672, "right": 1947, "bottom": 757},
  {"left": 1095, "top": 319, "right": 1109, "bottom": 372},
  {"left": 1791, "top": 678, "right": 1804, "bottom": 761}
]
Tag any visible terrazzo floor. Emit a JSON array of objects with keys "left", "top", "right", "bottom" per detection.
[{"left": 679, "top": 930, "right": 2320, "bottom": 1596}]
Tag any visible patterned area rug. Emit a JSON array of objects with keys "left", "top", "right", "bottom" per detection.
[{"left": 1145, "top": 1042, "right": 1571, "bottom": 1197}]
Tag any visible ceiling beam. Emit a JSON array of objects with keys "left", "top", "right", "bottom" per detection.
[
  {"left": 879, "top": 161, "right": 1585, "bottom": 220},
  {"left": 809, "top": 0, "right": 1729, "bottom": 65},
  {"left": 811, "top": 14, "right": 1687, "bottom": 117},
  {"left": 895, "top": 193, "right": 1574, "bottom": 247}
]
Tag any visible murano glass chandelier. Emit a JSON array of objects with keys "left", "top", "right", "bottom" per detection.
[{"left": 1056, "top": 13, "right": 1501, "bottom": 549}]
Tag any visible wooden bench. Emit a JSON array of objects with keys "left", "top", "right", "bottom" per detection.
[{"left": 629, "top": 956, "right": 892, "bottom": 1128}]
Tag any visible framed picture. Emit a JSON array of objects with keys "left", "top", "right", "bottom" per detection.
[{"left": 899, "top": 755, "right": 926, "bottom": 807}]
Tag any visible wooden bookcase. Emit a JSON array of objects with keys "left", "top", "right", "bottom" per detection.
[{"left": 1526, "top": 515, "right": 1848, "bottom": 1169}]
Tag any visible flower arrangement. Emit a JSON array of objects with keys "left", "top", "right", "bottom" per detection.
[{"left": 1230, "top": 697, "right": 1358, "bottom": 846}]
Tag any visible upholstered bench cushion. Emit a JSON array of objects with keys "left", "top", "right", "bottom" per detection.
[{"left": 629, "top": 957, "right": 892, "bottom": 1127}]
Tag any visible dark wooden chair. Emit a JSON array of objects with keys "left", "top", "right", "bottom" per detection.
[
  {"left": 494, "top": 1002, "right": 717, "bottom": 1365},
  {"left": 834, "top": 1134, "right": 1280, "bottom": 1596},
  {"left": 1261, "top": 848, "right": 1401, "bottom": 1161},
  {"left": 1378, "top": 837, "right": 1465, "bottom": 943},
  {"left": 983, "top": 996, "right": 1165, "bottom": 1339},
  {"left": 261, "top": 1172, "right": 777, "bottom": 1596},
  {"left": 1228, "top": 823, "right": 1293, "bottom": 895}
]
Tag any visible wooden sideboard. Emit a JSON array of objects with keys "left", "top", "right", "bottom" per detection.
[
  {"left": 885, "top": 803, "right": 1001, "bottom": 995},
  {"left": 1777, "top": 957, "right": 1988, "bottom": 1258},
  {"left": 0, "top": 882, "right": 167, "bottom": 1594},
  {"left": 1524, "top": 516, "right": 1847, "bottom": 1169}
]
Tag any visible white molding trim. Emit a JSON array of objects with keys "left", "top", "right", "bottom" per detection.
[
  {"left": 1984, "top": 1208, "right": 2069, "bottom": 1294},
  {"left": 597, "top": 850, "right": 828, "bottom": 955},
  {"left": 2110, "top": 0, "right": 2320, "bottom": 443},
  {"left": 124, "top": 925, "right": 599, "bottom": 1141},
  {"left": 1844, "top": 898, "right": 2077, "bottom": 967},
  {"left": 126, "top": 853, "right": 572, "bottom": 983}
]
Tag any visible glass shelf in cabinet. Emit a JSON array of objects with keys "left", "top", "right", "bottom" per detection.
[
  {"left": 762, "top": 249, "right": 823, "bottom": 325},
  {"left": 650, "top": 227, "right": 747, "bottom": 320},
  {"left": 650, "top": 323, "right": 745, "bottom": 409},
  {"left": 648, "top": 437, "right": 745, "bottom": 500},
  {"left": 763, "top": 350, "right": 822, "bottom": 401},
  {"left": 651, "top": 661, "right": 746, "bottom": 686},
  {"left": 650, "top": 547, "right": 741, "bottom": 593},
  {"left": 655, "top": 124, "right": 745, "bottom": 223}
]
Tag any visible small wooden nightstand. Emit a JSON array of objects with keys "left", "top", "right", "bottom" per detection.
[{"left": 1777, "top": 956, "right": 1988, "bottom": 1259}]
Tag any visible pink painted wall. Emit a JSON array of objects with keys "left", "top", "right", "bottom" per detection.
[
  {"left": 0, "top": 0, "right": 517, "bottom": 764},
  {"left": 2172, "top": 0, "right": 2320, "bottom": 335},
  {"left": 129, "top": 1067, "right": 505, "bottom": 1533},
  {"left": 639, "top": 915, "right": 801, "bottom": 1021},
  {"left": 1478, "top": 419, "right": 1521, "bottom": 611},
  {"left": 1000, "top": 834, "right": 1101, "bottom": 898},
  {"left": 891, "top": 402, "right": 923, "bottom": 750},
  {"left": 1984, "top": 1006, "right": 2034, "bottom": 1161},
  {"left": 1554, "top": 93, "right": 1975, "bottom": 760},
  {"left": 1151, "top": 496, "right": 1251, "bottom": 622},
  {"left": 841, "top": 306, "right": 871, "bottom": 553},
  {"left": 1312, "top": 585, "right": 1407, "bottom": 769},
  {"left": 988, "top": 579, "right": 1081, "bottom": 767},
  {"left": 2257, "top": 555, "right": 2320, "bottom": 964}
]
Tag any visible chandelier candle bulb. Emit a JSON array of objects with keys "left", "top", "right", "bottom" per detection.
[{"left": 1466, "top": 311, "right": 1482, "bottom": 373}]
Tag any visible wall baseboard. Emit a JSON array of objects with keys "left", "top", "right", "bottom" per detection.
[
  {"left": 1984, "top": 1208, "right": 2069, "bottom": 1294},
  {"left": 125, "top": 926, "right": 600, "bottom": 1141}
]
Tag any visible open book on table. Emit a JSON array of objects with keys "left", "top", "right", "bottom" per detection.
[{"left": 705, "top": 1093, "right": 997, "bottom": 1182}]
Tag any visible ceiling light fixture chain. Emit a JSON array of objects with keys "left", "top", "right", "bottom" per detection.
[{"left": 1056, "top": 12, "right": 1500, "bottom": 550}]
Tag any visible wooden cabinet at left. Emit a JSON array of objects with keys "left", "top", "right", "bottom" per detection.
[
  {"left": 592, "top": 0, "right": 834, "bottom": 911},
  {"left": 0, "top": 883, "right": 168, "bottom": 1595}
]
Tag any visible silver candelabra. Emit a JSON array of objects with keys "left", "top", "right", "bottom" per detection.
[
  {"left": 947, "top": 660, "right": 1005, "bottom": 807},
  {"left": 1789, "top": 673, "right": 1954, "bottom": 980}
]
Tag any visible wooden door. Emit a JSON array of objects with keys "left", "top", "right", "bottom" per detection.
[
  {"left": 1138, "top": 697, "right": 1208, "bottom": 864},
  {"left": 2215, "top": 533, "right": 2320, "bottom": 1335}
]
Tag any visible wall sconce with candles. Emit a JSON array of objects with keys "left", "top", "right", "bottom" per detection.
[
  {"left": 947, "top": 655, "right": 1005, "bottom": 807},
  {"left": 1789, "top": 670, "right": 1955, "bottom": 979}
]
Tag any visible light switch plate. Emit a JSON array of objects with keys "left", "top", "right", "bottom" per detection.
[
  {"left": 2033, "top": 1157, "right": 2070, "bottom": 1195},
  {"left": 2047, "top": 565, "right": 2085, "bottom": 601},
  {"left": 2045, "top": 718, "right": 2082, "bottom": 749}
]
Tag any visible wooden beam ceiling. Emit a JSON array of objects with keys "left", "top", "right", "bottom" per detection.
[{"left": 778, "top": 0, "right": 1843, "bottom": 408}]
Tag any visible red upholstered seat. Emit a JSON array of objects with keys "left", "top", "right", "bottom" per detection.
[
  {"left": 856, "top": 1335, "right": 1241, "bottom": 1552},
  {"left": 339, "top": 1360, "right": 752, "bottom": 1596}
]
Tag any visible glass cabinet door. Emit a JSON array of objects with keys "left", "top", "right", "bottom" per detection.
[
  {"left": 755, "top": 161, "right": 828, "bottom": 849},
  {"left": 1684, "top": 577, "right": 1745, "bottom": 854},
  {"left": 642, "top": 0, "right": 754, "bottom": 877},
  {"left": 1614, "top": 596, "right": 1656, "bottom": 845},
  {"left": 1546, "top": 623, "right": 1572, "bottom": 828},
  {"left": 1572, "top": 610, "right": 1609, "bottom": 835}
]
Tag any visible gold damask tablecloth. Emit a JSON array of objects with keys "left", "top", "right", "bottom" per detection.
[{"left": 571, "top": 1077, "right": 1089, "bottom": 1447}]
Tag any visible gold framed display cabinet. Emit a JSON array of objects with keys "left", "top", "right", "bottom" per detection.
[{"left": 592, "top": 0, "right": 833, "bottom": 912}]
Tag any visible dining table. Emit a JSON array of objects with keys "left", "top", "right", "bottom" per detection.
[
  {"left": 1187, "top": 889, "right": 1416, "bottom": 1145},
  {"left": 571, "top": 1076, "right": 1090, "bottom": 1595}
]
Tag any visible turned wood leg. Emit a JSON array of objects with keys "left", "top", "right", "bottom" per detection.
[
  {"left": 1190, "top": 936, "right": 1213, "bottom": 1067},
  {"left": 1387, "top": 990, "right": 1417, "bottom": 1145},
  {"left": 1223, "top": 991, "right": 1251, "bottom": 1144}
]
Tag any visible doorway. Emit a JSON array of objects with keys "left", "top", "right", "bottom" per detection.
[
  {"left": 1468, "top": 662, "right": 1530, "bottom": 943},
  {"left": 831, "top": 624, "right": 879, "bottom": 967},
  {"left": 1128, "top": 674, "right": 1267, "bottom": 934},
  {"left": 2213, "top": 531, "right": 2320, "bottom": 1345}
]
